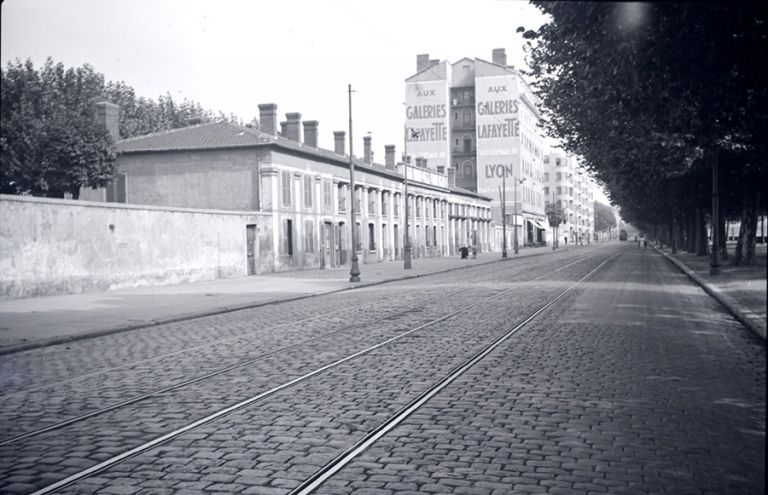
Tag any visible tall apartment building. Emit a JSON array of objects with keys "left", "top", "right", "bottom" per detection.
[
  {"left": 543, "top": 150, "right": 596, "bottom": 245},
  {"left": 404, "top": 48, "right": 548, "bottom": 246}
]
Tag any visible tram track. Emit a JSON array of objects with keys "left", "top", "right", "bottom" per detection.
[
  {"left": 290, "top": 251, "right": 620, "bottom": 494},
  {"left": 2, "top": 251, "right": 601, "bottom": 445},
  {"left": 22, "top": 250, "right": 614, "bottom": 495}
]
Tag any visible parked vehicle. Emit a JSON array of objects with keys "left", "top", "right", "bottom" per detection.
[{"left": 619, "top": 229, "right": 628, "bottom": 241}]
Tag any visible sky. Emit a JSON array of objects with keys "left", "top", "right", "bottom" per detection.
[{"left": 0, "top": 0, "right": 609, "bottom": 202}]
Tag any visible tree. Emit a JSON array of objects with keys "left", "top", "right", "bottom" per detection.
[
  {"left": 1, "top": 58, "right": 115, "bottom": 198},
  {"left": 1, "top": 58, "right": 248, "bottom": 199},
  {"left": 521, "top": 2, "right": 768, "bottom": 263},
  {"left": 545, "top": 200, "right": 565, "bottom": 248},
  {"left": 594, "top": 202, "right": 616, "bottom": 233}
]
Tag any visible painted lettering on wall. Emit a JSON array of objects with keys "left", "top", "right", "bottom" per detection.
[
  {"left": 476, "top": 100, "right": 518, "bottom": 116},
  {"left": 407, "top": 122, "right": 447, "bottom": 142},
  {"left": 485, "top": 163, "right": 515, "bottom": 178},
  {"left": 477, "top": 118, "right": 519, "bottom": 139},
  {"left": 406, "top": 104, "right": 447, "bottom": 120}
]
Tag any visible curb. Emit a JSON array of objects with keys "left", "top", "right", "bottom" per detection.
[
  {"left": 653, "top": 245, "right": 766, "bottom": 342},
  {"left": 1, "top": 248, "right": 571, "bottom": 355}
]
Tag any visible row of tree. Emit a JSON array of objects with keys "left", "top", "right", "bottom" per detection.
[
  {"left": 523, "top": 3, "right": 767, "bottom": 264},
  {"left": 0, "top": 58, "right": 243, "bottom": 198}
]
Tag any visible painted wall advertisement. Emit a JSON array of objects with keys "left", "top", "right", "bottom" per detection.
[
  {"left": 475, "top": 75, "right": 521, "bottom": 198},
  {"left": 404, "top": 80, "right": 450, "bottom": 169}
]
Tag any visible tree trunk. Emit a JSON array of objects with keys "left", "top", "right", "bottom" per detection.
[
  {"left": 686, "top": 212, "right": 696, "bottom": 253},
  {"left": 696, "top": 208, "right": 708, "bottom": 256},
  {"left": 745, "top": 188, "right": 760, "bottom": 265},
  {"left": 719, "top": 211, "right": 728, "bottom": 261}
]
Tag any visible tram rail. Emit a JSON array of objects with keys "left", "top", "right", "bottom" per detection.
[{"left": 24, "top": 250, "right": 613, "bottom": 495}]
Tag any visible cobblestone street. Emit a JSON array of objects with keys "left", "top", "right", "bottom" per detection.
[{"left": 0, "top": 244, "right": 764, "bottom": 494}]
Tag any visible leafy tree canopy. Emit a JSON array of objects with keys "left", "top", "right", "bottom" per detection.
[{"left": 1, "top": 57, "right": 243, "bottom": 198}]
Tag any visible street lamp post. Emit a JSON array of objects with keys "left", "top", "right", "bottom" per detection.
[
  {"left": 348, "top": 84, "right": 361, "bottom": 282},
  {"left": 403, "top": 127, "right": 413, "bottom": 269},
  {"left": 501, "top": 173, "right": 507, "bottom": 258},
  {"left": 513, "top": 177, "right": 525, "bottom": 255}
]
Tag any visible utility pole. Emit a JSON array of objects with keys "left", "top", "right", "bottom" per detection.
[
  {"left": 513, "top": 177, "right": 519, "bottom": 255},
  {"left": 403, "top": 126, "right": 413, "bottom": 269},
  {"left": 501, "top": 173, "right": 507, "bottom": 258},
  {"left": 348, "top": 84, "right": 361, "bottom": 282}
]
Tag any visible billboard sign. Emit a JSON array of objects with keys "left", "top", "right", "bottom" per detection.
[
  {"left": 475, "top": 74, "right": 521, "bottom": 198},
  {"left": 404, "top": 79, "right": 450, "bottom": 169}
]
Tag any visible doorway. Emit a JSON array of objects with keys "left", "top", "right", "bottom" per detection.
[{"left": 246, "top": 224, "right": 257, "bottom": 275}]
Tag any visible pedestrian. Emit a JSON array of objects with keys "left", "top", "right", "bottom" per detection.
[
  {"left": 644, "top": 238, "right": 648, "bottom": 249},
  {"left": 564, "top": 236, "right": 568, "bottom": 246}
]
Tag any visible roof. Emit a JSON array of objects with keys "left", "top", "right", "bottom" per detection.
[
  {"left": 116, "top": 121, "right": 492, "bottom": 202},
  {"left": 117, "top": 121, "right": 270, "bottom": 153}
]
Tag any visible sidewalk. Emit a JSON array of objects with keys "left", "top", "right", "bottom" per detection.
[
  {"left": 653, "top": 242, "right": 767, "bottom": 340},
  {"left": 0, "top": 245, "right": 567, "bottom": 353}
]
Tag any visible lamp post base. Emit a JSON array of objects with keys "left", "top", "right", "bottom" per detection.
[
  {"left": 349, "top": 256, "right": 361, "bottom": 282},
  {"left": 404, "top": 247, "right": 412, "bottom": 269}
]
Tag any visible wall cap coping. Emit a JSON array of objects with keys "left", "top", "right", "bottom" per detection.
[{"left": 0, "top": 194, "right": 269, "bottom": 218}]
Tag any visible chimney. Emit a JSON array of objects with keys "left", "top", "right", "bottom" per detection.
[
  {"left": 94, "top": 101, "right": 120, "bottom": 142},
  {"left": 258, "top": 103, "right": 278, "bottom": 135},
  {"left": 363, "top": 135, "right": 372, "bottom": 164},
  {"left": 285, "top": 112, "right": 301, "bottom": 141},
  {"left": 303, "top": 120, "right": 319, "bottom": 147},
  {"left": 437, "top": 165, "right": 445, "bottom": 174},
  {"left": 334, "top": 131, "right": 346, "bottom": 155},
  {"left": 416, "top": 53, "right": 430, "bottom": 72},
  {"left": 429, "top": 58, "right": 439, "bottom": 67},
  {"left": 447, "top": 167, "right": 456, "bottom": 187},
  {"left": 384, "top": 145, "right": 395, "bottom": 169},
  {"left": 280, "top": 121, "right": 288, "bottom": 137},
  {"left": 187, "top": 116, "right": 203, "bottom": 126},
  {"left": 492, "top": 48, "right": 507, "bottom": 67}
]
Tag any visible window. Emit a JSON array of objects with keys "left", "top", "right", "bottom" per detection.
[
  {"left": 556, "top": 173, "right": 562, "bottom": 181},
  {"left": 432, "top": 201, "right": 437, "bottom": 219},
  {"left": 284, "top": 219, "right": 294, "bottom": 256},
  {"left": 393, "top": 193, "right": 400, "bottom": 216},
  {"left": 303, "top": 175, "right": 313, "bottom": 208},
  {"left": 544, "top": 187, "right": 549, "bottom": 196},
  {"left": 304, "top": 220, "right": 314, "bottom": 253},
  {"left": 368, "top": 190, "right": 376, "bottom": 216},
  {"left": 425, "top": 226, "right": 431, "bottom": 247},
  {"left": 355, "top": 187, "right": 362, "bottom": 212},
  {"left": 356, "top": 223, "right": 362, "bottom": 251},
  {"left": 543, "top": 173, "right": 549, "bottom": 182},
  {"left": 381, "top": 193, "right": 389, "bottom": 217},
  {"left": 106, "top": 173, "right": 127, "bottom": 203},
  {"left": 338, "top": 184, "right": 347, "bottom": 212},
  {"left": 463, "top": 137, "right": 472, "bottom": 153},
  {"left": 556, "top": 158, "right": 562, "bottom": 166},
  {"left": 463, "top": 163, "right": 473, "bottom": 177},
  {"left": 462, "top": 109, "right": 472, "bottom": 126},
  {"left": 433, "top": 226, "right": 437, "bottom": 247},
  {"left": 557, "top": 186, "right": 562, "bottom": 194},
  {"left": 323, "top": 180, "right": 332, "bottom": 211},
  {"left": 281, "top": 171, "right": 292, "bottom": 207},
  {"left": 368, "top": 223, "right": 376, "bottom": 251}
]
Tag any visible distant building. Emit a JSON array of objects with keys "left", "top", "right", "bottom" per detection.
[
  {"left": 81, "top": 102, "right": 493, "bottom": 274},
  {"left": 543, "top": 150, "right": 596, "bottom": 245},
  {"left": 405, "top": 48, "right": 547, "bottom": 247}
]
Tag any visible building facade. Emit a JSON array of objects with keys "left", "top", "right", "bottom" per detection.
[
  {"left": 543, "top": 150, "right": 596, "bottom": 246},
  {"left": 405, "top": 48, "right": 548, "bottom": 247},
  {"left": 81, "top": 102, "right": 493, "bottom": 275}
]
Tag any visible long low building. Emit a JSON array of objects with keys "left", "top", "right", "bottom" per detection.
[{"left": 81, "top": 102, "right": 493, "bottom": 275}]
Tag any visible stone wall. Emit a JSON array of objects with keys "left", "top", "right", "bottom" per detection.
[{"left": 0, "top": 195, "right": 273, "bottom": 299}]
